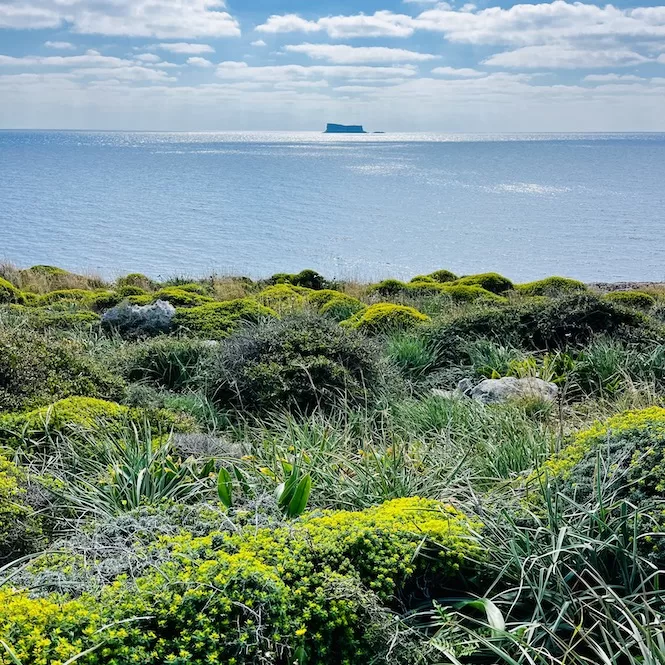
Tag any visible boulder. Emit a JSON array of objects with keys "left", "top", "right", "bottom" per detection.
[
  {"left": 470, "top": 377, "right": 558, "bottom": 404},
  {"left": 101, "top": 299, "right": 175, "bottom": 338}
]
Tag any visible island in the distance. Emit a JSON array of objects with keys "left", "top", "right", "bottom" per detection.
[{"left": 324, "top": 123, "right": 367, "bottom": 134}]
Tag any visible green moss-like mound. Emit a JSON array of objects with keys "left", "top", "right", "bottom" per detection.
[
  {"left": 0, "top": 457, "right": 45, "bottom": 562},
  {"left": 38, "top": 289, "right": 92, "bottom": 305},
  {"left": 409, "top": 275, "right": 437, "bottom": 284},
  {"left": 454, "top": 272, "right": 514, "bottom": 294},
  {"left": 87, "top": 290, "right": 123, "bottom": 312},
  {"left": 269, "top": 268, "right": 328, "bottom": 290},
  {"left": 117, "top": 285, "right": 149, "bottom": 297},
  {"left": 117, "top": 273, "right": 156, "bottom": 291},
  {"left": 0, "top": 397, "right": 194, "bottom": 451},
  {"left": 256, "top": 284, "right": 310, "bottom": 310},
  {"left": 174, "top": 298, "right": 277, "bottom": 339},
  {"left": 344, "top": 303, "right": 430, "bottom": 334},
  {"left": 604, "top": 290, "right": 656, "bottom": 310},
  {"left": 427, "top": 269, "right": 458, "bottom": 284},
  {"left": 367, "top": 279, "right": 408, "bottom": 298},
  {"left": 440, "top": 284, "right": 505, "bottom": 303},
  {"left": 0, "top": 497, "right": 482, "bottom": 665},
  {"left": 320, "top": 295, "right": 366, "bottom": 322},
  {"left": 153, "top": 287, "right": 214, "bottom": 308},
  {"left": 28, "top": 265, "right": 69, "bottom": 276},
  {"left": 14, "top": 307, "right": 100, "bottom": 331},
  {"left": 0, "top": 277, "right": 26, "bottom": 305},
  {"left": 517, "top": 276, "right": 587, "bottom": 297}
]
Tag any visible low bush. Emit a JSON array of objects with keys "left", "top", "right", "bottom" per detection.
[
  {"left": 152, "top": 287, "right": 214, "bottom": 308},
  {"left": 38, "top": 288, "right": 92, "bottom": 305},
  {"left": 440, "top": 284, "right": 505, "bottom": 303},
  {"left": 0, "top": 277, "right": 25, "bottom": 305},
  {"left": 87, "top": 290, "right": 123, "bottom": 312},
  {"left": 117, "top": 272, "right": 156, "bottom": 290},
  {"left": 320, "top": 295, "right": 366, "bottom": 322},
  {"left": 367, "top": 278, "right": 408, "bottom": 298},
  {"left": 117, "top": 285, "right": 148, "bottom": 297},
  {"left": 604, "top": 290, "right": 656, "bottom": 310},
  {"left": 0, "top": 456, "right": 45, "bottom": 562},
  {"left": 114, "top": 337, "right": 211, "bottom": 391},
  {"left": 517, "top": 275, "right": 587, "bottom": 297},
  {"left": 427, "top": 269, "right": 458, "bottom": 283},
  {"left": 0, "top": 396, "right": 194, "bottom": 452},
  {"left": 0, "top": 329, "right": 125, "bottom": 411},
  {"left": 256, "top": 284, "right": 309, "bottom": 311},
  {"left": 174, "top": 298, "right": 276, "bottom": 339},
  {"left": 270, "top": 268, "right": 329, "bottom": 290},
  {"left": 343, "top": 303, "right": 430, "bottom": 334},
  {"left": 203, "top": 314, "right": 386, "bottom": 414},
  {"left": 0, "top": 498, "right": 482, "bottom": 665},
  {"left": 6, "top": 306, "right": 100, "bottom": 331},
  {"left": 453, "top": 272, "right": 514, "bottom": 294}
]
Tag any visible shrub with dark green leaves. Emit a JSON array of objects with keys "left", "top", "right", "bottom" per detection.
[
  {"left": 174, "top": 298, "right": 276, "bottom": 339},
  {"left": 0, "top": 277, "right": 25, "bottom": 305},
  {"left": 0, "top": 329, "right": 125, "bottom": 412},
  {"left": 367, "top": 279, "right": 408, "bottom": 298},
  {"left": 269, "top": 268, "right": 328, "bottom": 290},
  {"left": 517, "top": 276, "right": 587, "bottom": 297},
  {"left": 38, "top": 289, "right": 92, "bottom": 305},
  {"left": 453, "top": 272, "right": 514, "bottom": 294},
  {"left": 604, "top": 290, "right": 656, "bottom": 310},
  {"left": 116, "top": 273, "right": 156, "bottom": 291},
  {"left": 203, "top": 314, "right": 386, "bottom": 414},
  {"left": 115, "top": 337, "right": 211, "bottom": 391}
]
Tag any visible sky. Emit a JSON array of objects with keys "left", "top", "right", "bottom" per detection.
[{"left": 1, "top": 0, "right": 665, "bottom": 131}]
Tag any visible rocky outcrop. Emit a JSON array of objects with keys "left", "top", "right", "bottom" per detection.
[{"left": 433, "top": 377, "right": 558, "bottom": 404}]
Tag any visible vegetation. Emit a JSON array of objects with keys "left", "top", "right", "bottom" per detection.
[{"left": 0, "top": 263, "right": 664, "bottom": 665}]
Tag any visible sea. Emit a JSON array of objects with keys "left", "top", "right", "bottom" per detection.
[{"left": 1, "top": 130, "right": 664, "bottom": 283}]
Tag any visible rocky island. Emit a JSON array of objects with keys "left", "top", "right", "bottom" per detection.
[{"left": 324, "top": 123, "right": 367, "bottom": 134}]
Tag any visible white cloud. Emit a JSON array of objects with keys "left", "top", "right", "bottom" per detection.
[
  {"left": 584, "top": 73, "right": 646, "bottom": 82},
  {"left": 187, "top": 57, "right": 213, "bottom": 67},
  {"left": 0, "top": 1, "right": 240, "bottom": 38},
  {"left": 484, "top": 45, "right": 650, "bottom": 69},
  {"left": 416, "top": 2, "right": 665, "bottom": 45},
  {"left": 658, "top": 53, "right": 665, "bottom": 64},
  {"left": 215, "top": 61, "right": 418, "bottom": 83},
  {"left": 44, "top": 41, "right": 75, "bottom": 50},
  {"left": 284, "top": 43, "right": 438, "bottom": 64},
  {"left": 71, "top": 66, "right": 176, "bottom": 82},
  {"left": 135, "top": 53, "right": 162, "bottom": 63},
  {"left": 150, "top": 42, "right": 216, "bottom": 54},
  {"left": 251, "top": 40, "right": 267, "bottom": 47},
  {"left": 432, "top": 66, "right": 487, "bottom": 77},
  {"left": 0, "top": 52, "right": 131, "bottom": 68},
  {"left": 257, "top": 11, "right": 417, "bottom": 38}
]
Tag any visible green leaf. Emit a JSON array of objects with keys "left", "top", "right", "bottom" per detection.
[
  {"left": 287, "top": 474, "right": 312, "bottom": 518},
  {"left": 456, "top": 598, "right": 506, "bottom": 634},
  {"left": 217, "top": 467, "right": 233, "bottom": 508}
]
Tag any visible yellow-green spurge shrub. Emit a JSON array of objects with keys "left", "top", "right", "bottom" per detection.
[
  {"left": 0, "top": 498, "right": 482, "bottom": 665},
  {"left": 344, "top": 303, "right": 430, "bottom": 334}
]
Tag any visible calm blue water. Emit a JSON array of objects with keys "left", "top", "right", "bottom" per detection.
[{"left": 1, "top": 131, "right": 664, "bottom": 282}]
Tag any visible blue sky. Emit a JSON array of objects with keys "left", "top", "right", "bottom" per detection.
[{"left": 1, "top": 0, "right": 665, "bottom": 130}]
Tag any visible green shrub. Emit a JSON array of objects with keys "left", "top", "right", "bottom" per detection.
[
  {"left": 427, "top": 269, "right": 458, "bottom": 283},
  {"left": 0, "top": 397, "right": 194, "bottom": 451},
  {"left": 440, "top": 284, "right": 505, "bottom": 303},
  {"left": 171, "top": 282, "right": 212, "bottom": 295},
  {"left": 87, "top": 290, "right": 123, "bottom": 312},
  {"left": 152, "top": 287, "right": 214, "bottom": 308},
  {"left": 116, "top": 273, "right": 156, "bottom": 291},
  {"left": 115, "top": 337, "right": 211, "bottom": 391},
  {"left": 0, "top": 497, "right": 482, "bottom": 665},
  {"left": 28, "top": 265, "right": 68, "bottom": 276},
  {"left": 367, "top": 279, "right": 408, "bottom": 298},
  {"left": 270, "top": 268, "right": 328, "bottom": 290},
  {"left": 174, "top": 298, "right": 276, "bottom": 339},
  {"left": 0, "top": 277, "right": 25, "bottom": 305},
  {"left": 517, "top": 276, "right": 587, "bottom": 297},
  {"left": 256, "top": 284, "right": 309, "bottom": 311},
  {"left": 38, "top": 289, "right": 92, "bottom": 305},
  {"left": 343, "top": 303, "right": 430, "bottom": 334},
  {"left": 204, "top": 314, "right": 386, "bottom": 414},
  {"left": 409, "top": 275, "right": 437, "bottom": 284},
  {"left": 604, "top": 290, "right": 656, "bottom": 310},
  {"left": 0, "top": 329, "right": 125, "bottom": 412},
  {"left": 0, "top": 457, "right": 45, "bottom": 562},
  {"left": 126, "top": 294, "right": 153, "bottom": 306},
  {"left": 305, "top": 289, "right": 346, "bottom": 309},
  {"left": 426, "top": 294, "right": 659, "bottom": 369},
  {"left": 22, "top": 308, "right": 100, "bottom": 331},
  {"left": 453, "top": 272, "right": 514, "bottom": 294},
  {"left": 320, "top": 295, "right": 366, "bottom": 322},
  {"left": 117, "top": 285, "right": 148, "bottom": 297}
]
